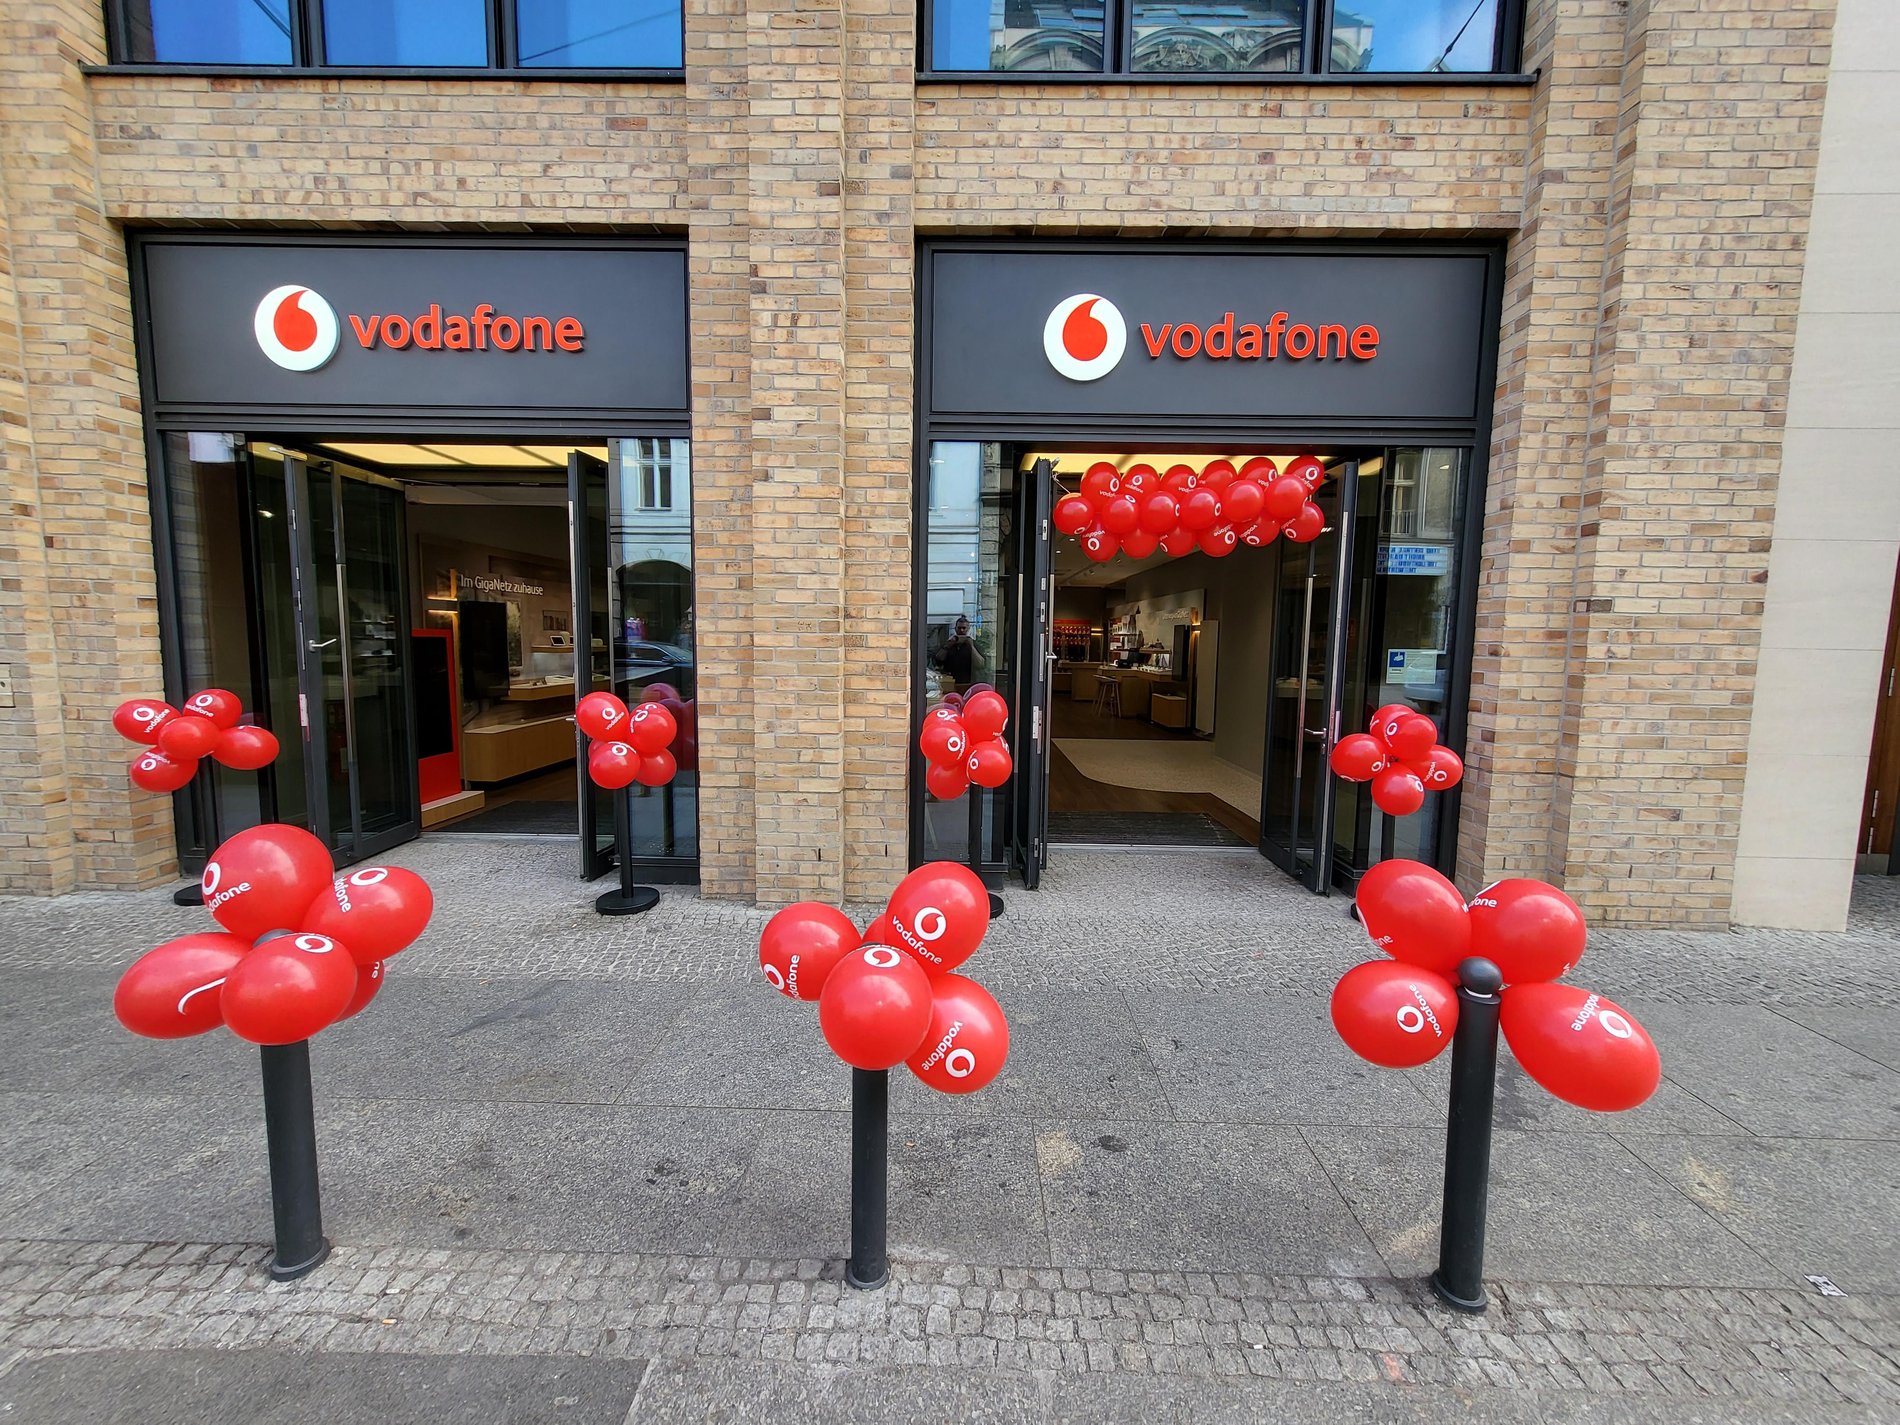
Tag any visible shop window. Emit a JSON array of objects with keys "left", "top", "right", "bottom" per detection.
[
  {"left": 117, "top": 0, "right": 295, "bottom": 64},
  {"left": 323, "top": 0, "right": 488, "bottom": 66},
  {"left": 921, "top": 0, "right": 1519, "bottom": 77},
  {"left": 517, "top": 0, "right": 683, "bottom": 69},
  {"left": 630, "top": 438, "right": 675, "bottom": 511}
]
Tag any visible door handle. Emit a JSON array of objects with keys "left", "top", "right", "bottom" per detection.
[{"left": 307, "top": 638, "right": 338, "bottom": 650}]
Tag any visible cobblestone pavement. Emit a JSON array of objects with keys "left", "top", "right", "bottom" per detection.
[{"left": 2, "top": 840, "right": 1898, "bottom": 1421}]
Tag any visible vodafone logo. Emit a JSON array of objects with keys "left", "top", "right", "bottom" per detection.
[
  {"left": 1044, "top": 294, "right": 1126, "bottom": 382},
  {"left": 255, "top": 285, "right": 341, "bottom": 372}
]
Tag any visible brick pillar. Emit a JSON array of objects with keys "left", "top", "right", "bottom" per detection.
[{"left": 0, "top": 2, "right": 169, "bottom": 893}]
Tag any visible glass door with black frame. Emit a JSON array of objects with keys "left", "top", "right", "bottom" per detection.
[
  {"left": 569, "top": 449, "right": 614, "bottom": 879},
  {"left": 1259, "top": 460, "right": 1360, "bottom": 892},
  {"left": 1009, "top": 458, "right": 1056, "bottom": 889}
]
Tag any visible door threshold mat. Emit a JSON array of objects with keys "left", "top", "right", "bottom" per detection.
[
  {"left": 431, "top": 799, "right": 575, "bottom": 835},
  {"left": 1045, "top": 811, "right": 1249, "bottom": 847}
]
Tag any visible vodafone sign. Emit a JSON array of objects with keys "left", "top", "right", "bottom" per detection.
[
  {"left": 139, "top": 236, "right": 688, "bottom": 421},
  {"left": 931, "top": 246, "right": 1494, "bottom": 424}
]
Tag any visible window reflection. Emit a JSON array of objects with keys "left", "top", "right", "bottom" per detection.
[
  {"left": 517, "top": 0, "right": 684, "bottom": 68},
  {"left": 932, "top": 0, "right": 1107, "bottom": 73},
  {"left": 1331, "top": 0, "right": 1498, "bottom": 73},
  {"left": 323, "top": 0, "right": 489, "bottom": 66},
  {"left": 121, "top": 0, "right": 293, "bottom": 63},
  {"left": 1131, "top": 1, "right": 1307, "bottom": 74}
]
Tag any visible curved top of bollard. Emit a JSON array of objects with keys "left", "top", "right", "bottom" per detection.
[{"left": 1457, "top": 956, "right": 1504, "bottom": 998}]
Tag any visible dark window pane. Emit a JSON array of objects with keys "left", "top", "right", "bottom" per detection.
[
  {"left": 1131, "top": 1, "right": 1307, "bottom": 74},
  {"left": 517, "top": 0, "right": 683, "bottom": 68},
  {"left": 931, "top": 0, "right": 1107, "bottom": 73},
  {"left": 121, "top": 0, "right": 293, "bottom": 63},
  {"left": 323, "top": 0, "right": 489, "bottom": 66},
  {"left": 1331, "top": 0, "right": 1498, "bottom": 73}
]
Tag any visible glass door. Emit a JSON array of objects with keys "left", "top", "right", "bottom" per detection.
[
  {"left": 1009, "top": 458, "right": 1056, "bottom": 889},
  {"left": 281, "top": 449, "right": 419, "bottom": 865},
  {"left": 1259, "top": 460, "right": 1360, "bottom": 892},
  {"left": 569, "top": 448, "right": 614, "bottom": 879}
]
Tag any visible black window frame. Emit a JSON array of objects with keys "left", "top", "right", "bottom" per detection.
[
  {"left": 100, "top": 0, "right": 687, "bottom": 79},
  {"left": 919, "top": 0, "right": 1529, "bottom": 84}
]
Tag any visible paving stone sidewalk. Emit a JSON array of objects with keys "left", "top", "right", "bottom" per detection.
[{"left": 1, "top": 843, "right": 1897, "bottom": 1422}]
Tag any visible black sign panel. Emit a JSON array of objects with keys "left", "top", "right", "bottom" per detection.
[
  {"left": 138, "top": 237, "right": 688, "bottom": 421},
  {"left": 928, "top": 247, "right": 1490, "bottom": 425}
]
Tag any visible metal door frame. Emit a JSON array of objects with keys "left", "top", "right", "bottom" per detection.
[
  {"left": 568, "top": 448, "right": 615, "bottom": 879},
  {"left": 1009, "top": 457, "right": 1058, "bottom": 887}
]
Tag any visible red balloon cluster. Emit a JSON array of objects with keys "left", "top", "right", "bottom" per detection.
[
  {"left": 111, "top": 689, "right": 281, "bottom": 793},
  {"left": 1327, "top": 705, "right": 1463, "bottom": 817},
  {"left": 1329, "top": 859, "right": 1659, "bottom": 1112},
  {"left": 758, "top": 861, "right": 1010, "bottom": 1095},
  {"left": 114, "top": 824, "right": 433, "bottom": 1046},
  {"left": 1052, "top": 455, "right": 1330, "bottom": 565},
  {"left": 576, "top": 690, "right": 685, "bottom": 789},
  {"left": 918, "top": 687, "right": 1013, "bottom": 800}
]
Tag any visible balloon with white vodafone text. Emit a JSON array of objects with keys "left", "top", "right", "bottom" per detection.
[
  {"left": 1355, "top": 859, "right": 1470, "bottom": 976},
  {"left": 201, "top": 823, "right": 336, "bottom": 943},
  {"left": 1330, "top": 960, "right": 1458, "bottom": 1069},
  {"left": 129, "top": 748, "right": 198, "bottom": 793},
  {"left": 1382, "top": 712, "right": 1437, "bottom": 763},
  {"left": 1283, "top": 502, "right": 1326, "bottom": 543},
  {"left": 588, "top": 741, "right": 641, "bottom": 790},
  {"left": 1139, "top": 492, "right": 1180, "bottom": 535},
  {"left": 1263, "top": 476, "right": 1309, "bottom": 524},
  {"left": 575, "top": 691, "right": 630, "bottom": 741},
  {"left": 960, "top": 690, "right": 1008, "bottom": 740},
  {"left": 1500, "top": 982, "right": 1659, "bottom": 1112},
  {"left": 221, "top": 931, "right": 359, "bottom": 1045},
  {"left": 1285, "top": 454, "right": 1327, "bottom": 489},
  {"left": 1101, "top": 494, "right": 1140, "bottom": 537},
  {"left": 1053, "top": 494, "right": 1094, "bottom": 535},
  {"left": 156, "top": 714, "right": 221, "bottom": 761},
  {"left": 113, "top": 932, "right": 250, "bottom": 1039},
  {"left": 212, "top": 725, "right": 280, "bottom": 770},
  {"left": 1328, "top": 733, "right": 1388, "bottom": 783},
  {"left": 906, "top": 973, "right": 1009, "bottom": 1094},
  {"left": 1081, "top": 527, "right": 1119, "bottom": 563},
  {"left": 340, "top": 958, "right": 385, "bottom": 1020},
  {"left": 1081, "top": 462, "right": 1121, "bottom": 505},
  {"left": 966, "top": 737, "right": 1013, "bottom": 789},
  {"left": 925, "top": 760, "right": 971, "bottom": 801},
  {"left": 1178, "top": 488, "right": 1221, "bottom": 532},
  {"left": 112, "top": 697, "right": 176, "bottom": 744},
  {"left": 301, "top": 864, "right": 435, "bottom": 964},
  {"left": 817, "top": 943, "right": 936, "bottom": 1070},
  {"left": 1159, "top": 527, "right": 1199, "bottom": 558},
  {"left": 182, "top": 688, "right": 243, "bottom": 728},
  {"left": 627, "top": 700, "right": 677, "bottom": 755},
  {"left": 1371, "top": 765, "right": 1426, "bottom": 817},
  {"left": 1412, "top": 744, "right": 1463, "bottom": 792},
  {"left": 1467, "top": 878, "right": 1587, "bottom": 985},
  {"left": 918, "top": 715, "right": 968, "bottom": 768},
  {"left": 873, "top": 860, "right": 990, "bottom": 978},
  {"left": 759, "top": 902, "right": 859, "bottom": 1001}
]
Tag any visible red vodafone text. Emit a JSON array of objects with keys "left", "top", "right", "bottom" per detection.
[
  {"left": 347, "top": 302, "right": 585, "bottom": 354},
  {"left": 1139, "top": 311, "right": 1380, "bottom": 363}
]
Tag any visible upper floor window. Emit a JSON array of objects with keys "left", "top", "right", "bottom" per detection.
[
  {"left": 925, "top": 0, "right": 1517, "bottom": 77},
  {"left": 110, "top": 0, "right": 684, "bottom": 70}
]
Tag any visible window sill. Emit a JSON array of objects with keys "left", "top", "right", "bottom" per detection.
[
  {"left": 917, "top": 70, "right": 1540, "bottom": 88},
  {"left": 84, "top": 64, "right": 686, "bottom": 83}
]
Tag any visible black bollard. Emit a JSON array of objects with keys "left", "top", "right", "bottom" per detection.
[
  {"left": 846, "top": 1067, "right": 890, "bottom": 1290},
  {"left": 987, "top": 891, "right": 1005, "bottom": 920},
  {"left": 259, "top": 1039, "right": 330, "bottom": 1281},
  {"left": 1430, "top": 955, "right": 1504, "bottom": 1313},
  {"left": 595, "top": 785, "right": 660, "bottom": 915}
]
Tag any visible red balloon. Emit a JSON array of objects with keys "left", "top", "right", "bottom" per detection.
[
  {"left": 919, "top": 715, "right": 969, "bottom": 767},
  {"left": 1081, "top": 527, "right": 1120, "bottom": 562},
  {"left": 301, "top": 864, "right": 434, "bottom": 964},
  {"left": 1080, "top": 463, "right": 1121, "bottom": 504},
  {"left": 1222, "top": 478, "right": 1266, "bottom": 523},
  {"left": 1371, "top": 702, "right": 1414, "bottom": 732},
  {"left": 1382, "top": 712, "right": 1438, "bottom": 762},
  {"left": 212, "top": 725, "right": 280, "bottom": 770},
  {"left": 157, "top": 714, "right": 221, "bottom": 760},
  {"left": 906, "top": 973, "right": 1010, "bottom": 1094},
  {"left": 1119, "top": 528, "right": 1161, "bottom": 560},
  {"left": 221, "top": 931, "right": 359, "bottom": 1045},
  {"left": 1138, "top": 492, "right": 1181, "bottom": 535},
  {"left": 1284, "top": 502, "right": 1326, "bottom": 543},
  {"left": 938, "top": 692, "right": 964, "bottom": 708},
  {"left": 1263, "top": 475, "right": 1309, "bottom": 523},
  {"left": 201, "top": 823, "right": 335, "bottom": 942},
  {"left": 113, "top": 932, "right": 250, "bottom": 1039},
  {"left": 1286, "top": 454, "right": 1327, "bottom": 489},
  {"left": 1237, "top": 518, "right": 1281, "bottom": 547},
  {"left": 1122, "top": 463, "right": 1158, "bottom": 496},
  {"left": 1178, "top": 488, "right": 1221, "bottom": 532},
  {"left": 1371, "top": 766, "right": 1426, "bottom": 816},
  {"left": 1328, "top": 732, "right": 1388, "bottom": 782},
  {"left": 1053, "top": 494, "right": 1094, "bottom": 535},
  {"left": 1199, "top": 459, "right": 1236, "bottom": 491},
  {"left": 1159, "top": 528, "right": 1199, "bottom": 558},
  {"left": 872, "top": 860, "right": 990, "bottom": 978},
  {"left": 1238, "top": 456, "right": 1277, "bottom": 482},
  {"left": 340, "top": 957, "right": 386, "bottom": 1020},
  {"left": 636, "top": 749, "right": 678, "bottom": 787},
  {"left": 1197, "top": 525, "right": 1238, "bottom": 559},
  {"left": 181, "top": 688, "right": 243, "bottom": 729},
  {"left": 588, "top": 741, "right": 640, "bottom": 789},
  {"left": 1355, "top": 858, "right": 1470, "bottom": 975},
  {"left": 627, "top": 700, "right": 677, "bottom": 755},
  {"left": 112, "top": 698, "right": 177, "bottom": 744},
  {"left": 1100, "top": 494, "right": 1140, "bottom": 536},
  {"left": 1163, "top": 463, "right": 1200, "bottom": 494},
  {"left": 759, "top": 901, "right": 859, "bottom": 1001},
  {"left": 1500, "top": 983, "right": 1659, "bottom": 1112},
  {"left": 818, "top": 944, "right": 936, "bottom": 1070},
  {"left": 966, "top": 736, "right": 1013, "bottom": 788},
  {"left": 1413, "top": 744, "right": 1464, "bottom": 791},
  {"left": 1468, "top": 879, "right": 1587, "bottom": 985},
  {"left": 961, "top": 689, "right": 1008, "bottom": 740},
  {"left": 576, "top": 691, "right": 631, "bottom": 741},
  {"left": 130, "top": 749, "right": 197, "bottom": 793},
  {"left": 1330, "top": 960, "right": 1458, "bottom": 1069},
  {"left": 925, "top": 761, "right": 971, "bottom": 801}
]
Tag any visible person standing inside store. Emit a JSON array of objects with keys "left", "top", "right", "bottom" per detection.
[{"left": 936, "top": 615, "right": 978, "bottom": 692}]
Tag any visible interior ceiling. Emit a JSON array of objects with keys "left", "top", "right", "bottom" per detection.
[
  {"left": 1029, "top": 449, "right": 1349, "bottom": 589},
  {"left": 315, "top": 441, "right": 608, "bottom": 472}
]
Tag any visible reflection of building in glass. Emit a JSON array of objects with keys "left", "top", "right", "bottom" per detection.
[
  {"left": 612, "top": 438, "right": 695, "bottom": 696},
  {"left": 1130, "top": 2, "right": 1305, "bottom": 73}
]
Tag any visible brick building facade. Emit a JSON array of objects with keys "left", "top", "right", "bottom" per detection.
[{"left": 2, "top": 0, "right": 1887, "bottom": 930}]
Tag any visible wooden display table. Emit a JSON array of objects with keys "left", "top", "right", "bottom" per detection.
[
  {"left": 1151, "top": 692, "right": 1189, "bottom": 729},
  {"left": 461, "top": 715, "right": 576, "bottom": 783}
]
